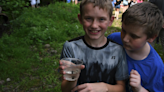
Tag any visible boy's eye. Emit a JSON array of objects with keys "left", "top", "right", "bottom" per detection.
[
  {"left": 85, "top": 17, "right": 92, "bottom": 21},
  {"left": 131, "top": 35, "right": 140, "bottom": 39},
  {"left": 99, "top": 18, "right": 106, "bottom": 21}
]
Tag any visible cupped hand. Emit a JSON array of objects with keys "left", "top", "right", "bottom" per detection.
[
  {"left": 130, "top": 69, "right": 142, "bottom": 92},
  {"left": 59, "top": 60, "right": 85, "bottom": 79},
  {"left": 71, "top": 82, "right": 108, "bottom": 92}
]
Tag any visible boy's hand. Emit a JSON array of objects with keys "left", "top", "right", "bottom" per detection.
[
  {"left": 130, "top": 69, "right": 142, "bottom": 92},
  {"left": 59, "top": 60, "right": 85, "bottom": 80},
  {"left": 71, "top": 82, "right": 108, "bottom": 92}
]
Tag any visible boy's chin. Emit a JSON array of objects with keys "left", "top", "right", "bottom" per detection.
[
  {"left": 123, "top": 45, "right": 133, "bottom": 51},
  {"left": 85, "top": 35, "right": 100, "bottom": 40}
]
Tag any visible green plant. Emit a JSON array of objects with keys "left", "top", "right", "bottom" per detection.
[{"left": 0, "top": 0, "right": 29, "bottom": 20}]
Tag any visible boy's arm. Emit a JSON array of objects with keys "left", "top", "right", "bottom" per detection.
[
  {"left": 60, "top": 41, "right": 78, "bottom": 92},
  {"left": 106, "top": 80, "right": 126, "bottom": 92},
  {"left": 130, "top": 70, "right": 149, "bottom": 92},
  {"left": 60, "top": 65, "right": 85, "bottom": 92},
  {"left": 71, "top": 80, "right": 126, "bottom": 92},
  {"left": 107, "top": 32, "right": 123, "bottom": 45},
  {"left": 60, "top": 60, "right": 85, "bottom": 92},
  {"left": 61, "top": 80, "right": 78, "bottom": 92}
]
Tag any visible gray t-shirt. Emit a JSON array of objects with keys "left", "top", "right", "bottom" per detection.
[{"left": 60, "top": 36, "right": 129, "bottom": 85}]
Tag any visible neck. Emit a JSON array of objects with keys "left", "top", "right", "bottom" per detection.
[
  {"left": 84, "top": 36, "right": 107, "bottom": 47},
  {"left": 126, "top": 42, "right": 150, "bottom": 60}
]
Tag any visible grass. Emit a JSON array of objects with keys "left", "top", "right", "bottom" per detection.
[{"left": 0, "top": 2, "right": 163, "bottom": 91}]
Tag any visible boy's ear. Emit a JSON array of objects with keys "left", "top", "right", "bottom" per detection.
[
  {"left": 78, "top": 14, "right": 83, "bottom": 24},
  {"left": 147, "top": 34, "right": 158, "bottom": 43},
  {"left": 108, "top": 16, "right": 114, "bottom": 27}
]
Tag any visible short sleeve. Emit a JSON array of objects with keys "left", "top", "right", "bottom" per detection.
[
  {"left": 60, "top": 41, "right": 75, "bottom": 59},
  {"left": 115, "top": 48, "right": 129, "bottom": 80}
]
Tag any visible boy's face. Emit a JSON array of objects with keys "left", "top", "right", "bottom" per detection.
[
  {"left": 121, "top": 23, "right": 150, "bottom": 52},
  {"left": 78, "top": 3, "right": 113, "bottom": 40}
]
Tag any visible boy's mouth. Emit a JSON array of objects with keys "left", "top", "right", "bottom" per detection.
[
  {"left": 91, "top": 30, "right": 99, "bottom": 33},
  {"left": 123, "top": 43, "right": 130, "bottom": 48},
  {"left": 89, "top": 30, "right": 100, "bottom": 34},
  {"left": 89, "top": 29, "right": 100, "bottom": 32}
]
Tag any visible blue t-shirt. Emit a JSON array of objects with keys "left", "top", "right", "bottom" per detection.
[{"left": 107, "top": 32, "right": 164, "bottom": 92}]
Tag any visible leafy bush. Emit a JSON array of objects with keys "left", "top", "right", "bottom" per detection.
[
  {"left": 11, "top": 2, "right": 84, "bottom": 45},
  {"left": 0, "top": 2, "right": 84, "bottom": 83},
  {"left": 0, "top": 0, "right": 30, "bottom": 20},
  {"left": 0, "top": 0, "right": 63, "bottom": 20}
]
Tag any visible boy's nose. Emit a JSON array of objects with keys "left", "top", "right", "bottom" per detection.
[
  {"left": 123, "top": 34, "right": 130, "bottom": 42},
  {"left": 91, "top": 20, "right": 98, "bottom": 28}
]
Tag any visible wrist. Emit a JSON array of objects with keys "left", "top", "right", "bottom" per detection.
[
  {"left": 138, "top": 86, "right": 149, "bottom": 92},
  {"left": 100, "top": 82, "right": 108, "bottom": 92},
  {"left": 132, "top": 85, "right": 148, "bottom": 92},
  {"left": 132, "top": 85, "right": 142, "bottom": 92}
]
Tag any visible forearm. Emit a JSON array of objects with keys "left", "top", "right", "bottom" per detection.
[
  {"left": 139, "top": 87, "right": 149, "bottom": 92},
  {"left": 61, "top": 80, "right": 77, "bottom": 92},
  {"left": 104, "top": 82, "right": 125, "bottom": 92},
  {"left": 132, "top": 86, "right": 149, "bottom": 92}
]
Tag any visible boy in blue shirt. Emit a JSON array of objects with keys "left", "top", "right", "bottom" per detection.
[
  {"left": 59, "top": 0, "right": 129, "bottom": 92},
  {"left": 108, "top": 2, "right": 164, "bottom": 92}
]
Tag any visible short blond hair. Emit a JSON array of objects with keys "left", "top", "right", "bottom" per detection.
[{"left": 80, "top": 0, "right": 113, "bottom": 18}]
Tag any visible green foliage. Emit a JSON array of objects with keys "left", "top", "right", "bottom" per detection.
[
  {"left": 11, "top": 2, "right": 84, "bottom": 45},
  {"left": 0, "top": 2, "right": 83, "bottom": 91},
  {"left": 0, "top": 0, "right": 29, "bottom": 20}
]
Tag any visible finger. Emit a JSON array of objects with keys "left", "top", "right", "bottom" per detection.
[
  {"left": 59, "top": 65, "right": 67, "bottom": 70},
  {"left": 61, "top": 59, "right": 75, "bottom": 65},
  {"left": 59, "top": 60, "right": 63, "bottom": 65},
  {"left": 130, "top": 69, "right": 140, "bottom": 76},
  {"left": 60, "top": 60, "right": 67, "bottom": 65},
  {"left": 130, "top": 81, "right": 137, "bottom": 87},
  {"left": 71, "top": 84, "right": 87, "bottom": 92},
  {"left": 59, "top": 66, "right": 67, "bottom": 75},
  {"left": 59, "top": 69, "right": 65, "bottom": 74},
  {"left": 62, "top": 75, "right": 66, "bottom": 80},
  {"left": 73, "top": 65, "right": 85, "bottom": 70},
  {"left": 130, "top": 73, "right": 138, "bottom": 79},
  {"left": 81, "top": 65, "right": 85, "bottom": 70},
  {"left": 60, "top": 60, "right": 72, "bottom": 65},
  {"left": 130, "top": 80, "right": 138, "bottom": 87},
  {"left": 132, "top": 70, "right": 140, "bottom": 76},
  {"left": 130, "top": 69, "right": 135, "bottom": 74},
  {"left": 78, "top": 88, "right": 89, "bottom": 92},
  {"left": 130, "top": 78, "right": 138, "bottom": 83}
]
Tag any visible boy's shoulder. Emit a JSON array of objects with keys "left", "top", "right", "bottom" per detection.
[
  {"left": 107, "top": 32, "right": 121, "bottom": 38},
  {"left": 108, "top": 38, "right": 122, "bottom": 46},
  {"left": 68, "top": 36, "right": 84, "bottom": 42},
  {"left": 107, "top": 32, "right": 123, "bottom": 46},
  {"left": 63, "top": 36, "right": 84, "bottom": 48}
]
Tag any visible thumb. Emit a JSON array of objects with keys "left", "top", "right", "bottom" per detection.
[
  {"left": 81, "top": 65, "right": 85, "bottom": 70},
  {"left": 132, "top": 70, "right": 140, "bottom": 76}
]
